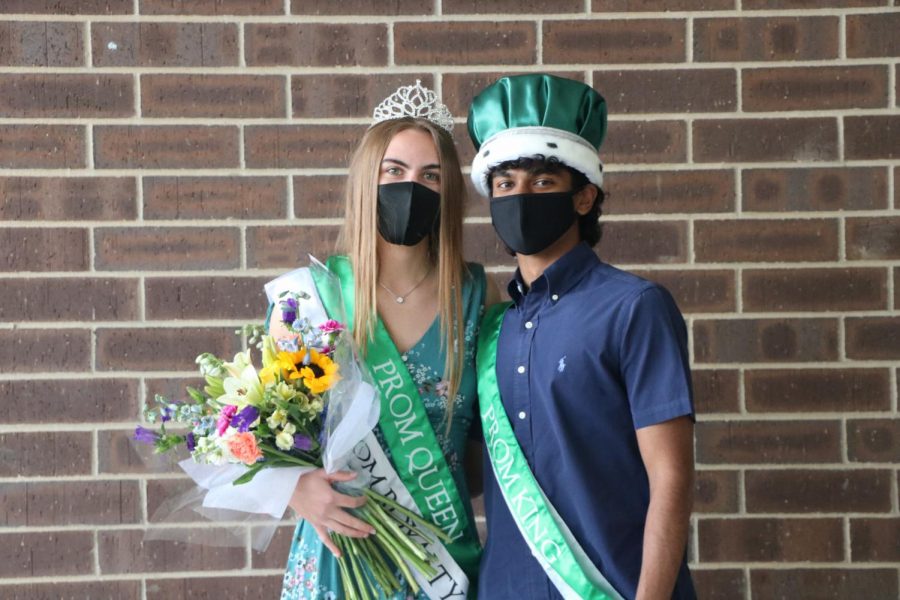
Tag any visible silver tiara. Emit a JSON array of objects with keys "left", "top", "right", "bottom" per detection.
[{"left": 372, "top": 80, "right": 455, "bottom": 134}]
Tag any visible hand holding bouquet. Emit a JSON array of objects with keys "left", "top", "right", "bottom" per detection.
[{"left": 135, "top": 265, "right": 454, "bottom": 600}]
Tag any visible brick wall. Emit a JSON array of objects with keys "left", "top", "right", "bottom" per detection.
[{"left": 0, "top": 1, "right": 898, "bottom": 598}]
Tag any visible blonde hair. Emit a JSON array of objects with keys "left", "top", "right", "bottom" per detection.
[{"left": 338, "top": 117, "right": 468, "bottom": 427}]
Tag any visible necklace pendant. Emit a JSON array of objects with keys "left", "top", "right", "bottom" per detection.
[{"left": 396, "top": 296, "right": 405, "bottom": 304}]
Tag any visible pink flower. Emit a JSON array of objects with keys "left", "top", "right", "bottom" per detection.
[
  {"left": 318, "top": 320, "right": 344, "bottom": 334},
  {"left": 227, "top": 431, "right": 263, "bottom": 465},
  {"left": 216, "top": 404, "right": 238, "bottom": 436}
]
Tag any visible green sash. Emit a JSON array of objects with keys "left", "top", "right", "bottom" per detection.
[
  {"left": 312, "top": 256, "right": 482, "bottom": 580},
  {"left": 477, "top": 303, "right": 624, "bottom": 600}
]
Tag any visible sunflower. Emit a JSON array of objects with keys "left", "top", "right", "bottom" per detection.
[
  {"left": 259, "top": 350, "right": 305, "bottom": 385},
  {"left": 298, "top": 350, "right": 340, "bottom": 394}
]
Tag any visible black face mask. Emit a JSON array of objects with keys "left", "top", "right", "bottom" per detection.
[
  {"left": 490, "top": 191, "right": 577, "bottom": 256},
  {"left": 377, "top": 182, "right": 441, "bottom": 246}
]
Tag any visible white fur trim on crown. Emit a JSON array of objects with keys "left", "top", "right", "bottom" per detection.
[{"left": 470, "top": 126, "right": 603, "bottom": 197}]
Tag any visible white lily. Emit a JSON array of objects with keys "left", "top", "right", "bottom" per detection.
[{"left": 219, "top": 364, "right": 264, "bottom": 408}]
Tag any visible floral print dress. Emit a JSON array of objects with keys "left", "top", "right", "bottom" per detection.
[{"left": 281, "top": 263, "right": 487, "bottom": 600}]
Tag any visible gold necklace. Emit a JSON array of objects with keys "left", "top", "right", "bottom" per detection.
[{"left": 378, "top": 268, "right": 432, "bottom": 304}]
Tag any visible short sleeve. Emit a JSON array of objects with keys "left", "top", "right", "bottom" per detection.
[{"left": 617, "top": 285, "right": 694, "bottom": 429}]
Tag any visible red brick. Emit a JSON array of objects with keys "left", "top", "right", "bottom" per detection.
[
  {"left": 752, "top": 569, "right": 898, "bottom": 599},
  {"left": 293, "top": 175, "right": 346, "bottom": 218},
  {"left": 0, "top": 379, "right": 137, "bottom": 424},
  {"left": 0, "top": 582, "right": 141, "bottom": 600},
  {"left": 292, "top": 0, "right": 432, "bottom": 13},
  {"left": 604, "top": 170, "right": 734, "bottom": 214},
  {"left": 0, "top": 532, "right": 94, "bottom": 578},
  {"left": 594, "top": 0, "right": 732, "bottom": 8},
  {"left": 245, "top": 125, "right": 363, "bottom": 169},
  {"left": 1, "top": 481, "right": 141, "bottom": 526},
  {"left": 145, "top": 478, "right": 208, "bottom": 524},
  {"left": 694, "top": 17, "right": 838, "bottom": 62},
  {"left": 0, "top": 329, "right": 90, "bottom": 372},
  {"left": 95, "top": 226, "right": 240, "bottom": 271},
  {"left": 0, "top": 74, "right": 133, "bottom": 118},
  {"left": 96, "top": 327, "right": 239, "bottom": 371},
  {"left": 595, "top": 69, "right": 735, "bottom": 113},
  {"left": 544, "top": 19, "right": 685, "bottom": 64},
  {"left": 141, "top": 74, "right": 285, "bottom": 118},
  {"left": 695, "top": 218, "right": 838, "bottom": 263},
  {"left": 292, "top": 73, "right": 433, "bottom": 118},
  {"left": 245, "top": 23, "right": 387, "bottom": 66},
  {"left": 848, "top": 419, "right": 900, "bottom": 463},
  {"left": 143, "top": 177, "right": 287, "bottom": 219},
  {"left": 464, "top": 222, "right": 516, "bottom": 266},
  {"left": 691, "top": 369, "right": 740, "bottom": 413},
  {"left": 0, "top": 278, "right": 138, "bottom": 322},
  {"left": 694, "top": 118, "right": 837, "bottom": 162},
  {"left": 851, "top": 518, "right": 900, "bottom": 561},
  {"left": 698, "top": 517, "right": 844, "bottom": 561},
  {"left": 98, "top": 429, "right": 184, "bottom": 475},
  {"left": 395, "top": 21, "right": 535, "bottom": 65},
  {"left": 633, "top": 269, "right": 735, "bottom": 313},
  {"left": 147, "top": 576, "right": 283, "bottom": 599},
  {"left": 847, "top": 12, "right": 900, "bottom": 58},
  {"left": 745, "top": 469, "right": 892, "bottom": 513},
  {"left": 745, "top": 368, "right": 891, "bottom": 412},
  {"left": 0, "top": 432, "right": 92, "bottom": 477},
  {"left": 743, "top": 65, "right": 888, "bottom": 111},
  {"left": 746, "top": 0, "right": 882, "bottom": 6},
  {"left": 715, "top": 220, "right": 832, "bottom": 264},
  {"left": 0, "top": 125, "right": 85, "bottom": 168},
  {"left": 690, "top": 570, "right": 746, "bottom": 600},
  {"left": 846, "top": 317, "right": 900, "bottom": 360},
  {"left": 141, "top": 0, "right": 283, "bottom": 14},
  {"left": 604, "top": 120, "right": 687, "bottom": 164},
  {"left": 92, "top": 22, "right": 238, "bottom": 67},
  {"left": 98, "top": 529, "right": 246, "bottom": 573},
  {"left": 442, "top": 71, "right": 584, "bottom": 117},
  {"left": 697, "top": 420, "right": 841, "bottom": 464},
  {"left": 251, "top": 525, "right": 296, "bottom": 568},
  {"left": 598, "top": 221, "right": 688, "bottom": 264},
  {"left": 145, "top": 376, "right": 204, "bottom": 406},
  {"left": 694, "top": 318, "right": 838, "bottom": 363},
  {"left": 845, "top": 116, "right": 900, "bottom": 160},
  {"left": 0, "top": 0, "right": 131, "bottom": 12},
  {"left": 446, "top": 0, "right": 579, "bottom": 10},
  {"left": 0, "top": 227, "right": 89, "bottom": 272},
  {"left": 94, "top": 126, "right": 239, "bottom": 169},
  {"left": 743, "top": 267, "right": 887, "bottom": 312},
  {"left": 0, "top": 177, "right": 136, "bottom": 220},
  {"left": 145, "top": 276, "right": 269, "bottom": 320},
  {"left": 743, "top": 167, "right": 888, "bottom": 212},
  {"left": 0, "top": 22, "right": 83, "bottom": 66},
  {"left": 246, "top": 225, "right": 341, "bottom": 269},
  {"left": 694, "top": 470, "right": 740, "bottom": 513},
  {"left": 847, "top": 217, "right": 900, "bottom": 260}
]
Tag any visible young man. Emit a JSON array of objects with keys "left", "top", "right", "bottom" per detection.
[{"left": 469, "top": 74, "right": 696, "bottom": 600}]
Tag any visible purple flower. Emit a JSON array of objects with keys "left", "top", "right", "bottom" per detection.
[
  {"left": 133, "top": 426, "right": 159, "bottom": 445},
  {"left": 185, "top": 432, "right": 196, "bottom": 452},
  {"left": 230, "top": 405, "right": 259, "bottom": 433},
  {"left": 293, "top": 433, "right": 314, "bottom": 451},
  {"left": 161, "top": 405, "right": 175, "bottom": 422},
  {"left": 281, "top": 297, "right": 298, "bottom": 326}
]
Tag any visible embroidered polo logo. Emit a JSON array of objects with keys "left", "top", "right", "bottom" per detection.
[{"left": 557, "top": 356, "right": 567, "bottom": 373}]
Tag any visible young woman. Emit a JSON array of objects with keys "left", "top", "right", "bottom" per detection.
[{"left": 276, "top": 84, "right": 498, "bottom": 600}]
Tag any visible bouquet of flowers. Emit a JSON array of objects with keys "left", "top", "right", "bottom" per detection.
[{"left": 135, "top": 266, "right": 453, "bottom": 600}]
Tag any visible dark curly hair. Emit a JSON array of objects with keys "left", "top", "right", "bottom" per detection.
[{"left": 486, "top": 155, "right": 605, "bottom": 248}]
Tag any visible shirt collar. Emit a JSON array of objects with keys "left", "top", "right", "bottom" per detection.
[{"left": 507, "top": 242, "right": 600, "bottom": 306}]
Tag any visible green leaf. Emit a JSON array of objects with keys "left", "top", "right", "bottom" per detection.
[{"left": 231, "top": 463, "right": 264, "bottom": 485}]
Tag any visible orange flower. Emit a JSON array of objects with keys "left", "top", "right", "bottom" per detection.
[{"left": 227, "top": 432, "right": 263, "bottom": 465}]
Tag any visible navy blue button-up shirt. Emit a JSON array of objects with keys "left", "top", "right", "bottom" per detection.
[{"left": 478, "top": 242, "right": 696, "bottom": 600}]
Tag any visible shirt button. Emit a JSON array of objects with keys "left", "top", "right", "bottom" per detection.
[
  {"left": 551, "top": 294, "right": 559, "bottom": 301},
  {"left": 517, "top": 365, "right": 526, "bottom": 374},
  {"left": 525, "top": 321, "right": 533, "bottom": 329},
  {"left": 518, "top": 411, "right": 527, "bottom": 420}
]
